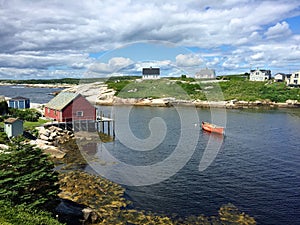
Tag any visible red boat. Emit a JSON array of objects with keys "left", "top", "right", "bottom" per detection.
[{"left": 201, "top": 122, "right": 224, "bottom": 134}]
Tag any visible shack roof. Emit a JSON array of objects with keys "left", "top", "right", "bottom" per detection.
[
  {"left": 4, "top": 118, "right": 22, "bottom": 124},
  {"left": 45, "top": 92, "right": 79, "bottom": 110},
  {"left": 10, "top": 96, "right": 29, "bottom": 100}
]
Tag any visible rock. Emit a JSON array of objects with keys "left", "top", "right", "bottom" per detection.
[
  {"left": 40, "top": 134, "right": 50, "bottom": 141},
  {"left": 254, "top": 100, "right": 262, "bottom": 105},
  {"left": 39, "top": 128, "right": 50, "bottom": 137},
  {"left": 82, "top": 208, "right": 98, "bottom": 223},
  {"left": 42, "top": 146, "right": 66, "bottom": 159},
  {"left": 286, "top": 99, "right": 297, "bottom": 105},
  {"left": 49, "top": 132, "right": 57, "bottom": 139},
  {"left": 151, "top": 98, "right": 167, "bottom": 106},
  {"left": 0, "top": 144, "right": 9, "bottom": 150}
]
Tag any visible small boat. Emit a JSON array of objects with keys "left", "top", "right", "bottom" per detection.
[{"left": 201, "top": 121, "right": 224, "bottom": 134}]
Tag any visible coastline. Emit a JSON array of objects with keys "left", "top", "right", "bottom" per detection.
[
  {"left": 1, "top": 82, "right": 299, "bottom": 109},
  {"left": 95, "top": 97, "right": 300, "bottom": 109},
  {"left": 0, "top": 82, "right": 75, "bottom": 88}
]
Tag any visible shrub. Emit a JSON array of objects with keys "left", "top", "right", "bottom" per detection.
[
  {"left": 0, "top": 138, "right": 59, "bottom": 210},
  {"left": 0, "top": 201, "right": 64, "bottom": 225}
]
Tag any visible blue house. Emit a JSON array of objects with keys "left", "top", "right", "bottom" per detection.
[{"left": 9, "top": 96, "right": 30, "bottom": 109}]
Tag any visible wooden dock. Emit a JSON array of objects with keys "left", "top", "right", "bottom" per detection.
[{"left": 43, "top": 112, "right": 115, "bottom": 138}]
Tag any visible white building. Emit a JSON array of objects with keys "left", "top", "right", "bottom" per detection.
[
  {"left": 142, "top": 67, "right": 160, "bottom": 80},
  {"left": 195, "top": 68, "right": 215, "bottom": 79},
  {"left": 274, "top": 73, "right": 286, "bottom": 82},
  {"left": 286, "top": 70, "right": 300, "bottom": 86},
  {"left": 249, "top": 69, "right": 271, "bottom": 81}
]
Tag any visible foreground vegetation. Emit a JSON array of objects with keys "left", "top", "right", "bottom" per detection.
[
  {"left": 0, "top": 201, "right": 63, "bottom": 225},
  {"left": 0, "top": 138, "right": 63, "bottom": 224}
]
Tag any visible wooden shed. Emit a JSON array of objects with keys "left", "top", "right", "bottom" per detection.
[
  {"left": 44, "top": 92, "right": 96, "bottom": 122},
  {"left": 4, "top": 118, "right": 24, "bottom": 138}
]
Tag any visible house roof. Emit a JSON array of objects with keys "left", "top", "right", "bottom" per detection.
[
  {"left": 250, "top": 69, "right": 271, "bottom": 73},
  {"left": 45, "top": 92, "right": 80, "bottom": 110},
  {"left": 10, "top": 96, "right": 29, "bottom": 100},
  {"left": 143, "top": 67, "right": 160, "bottom": 75},
  {"left": 4, "top": 117, "right": 22, "bottom": 124}
]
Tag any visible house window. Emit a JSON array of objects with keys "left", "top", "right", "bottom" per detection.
[
  {"left": 76, "top": 111, "right": 83, "bottom": 117},
  {"left": 295, "top": 74, "right": 299, "bottom": 78},
  {"left": 294, "top": 80, "right": 298, "bottom": 84}
]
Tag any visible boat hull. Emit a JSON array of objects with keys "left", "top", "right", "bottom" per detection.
[{"left": 201, "top": 122, "right": 224, "bottom": 134}]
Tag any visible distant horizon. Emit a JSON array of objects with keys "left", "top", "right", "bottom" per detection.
[{"left": 0, "top": 70, "right": 295, "bottom": 81}]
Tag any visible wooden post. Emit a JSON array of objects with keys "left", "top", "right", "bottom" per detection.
[{"left": 113, "top": 117, "right": 115, "bottom": 139}]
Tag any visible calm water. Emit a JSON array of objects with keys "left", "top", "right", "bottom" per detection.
[
  {"left": 89, "top": 106, "right": 300, "bottom": 225},
  {"left": 0, "top": 85, "right": 63, "bottom": 103}
]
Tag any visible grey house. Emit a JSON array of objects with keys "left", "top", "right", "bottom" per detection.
[
  {"left": 195, "top": 68, "right": 216, "bottom": 79},
  {"left": 4, "top": 118, "right": 23, "bottom": 138}
]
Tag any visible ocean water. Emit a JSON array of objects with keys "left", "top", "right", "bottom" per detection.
[
  {"left": 87, "top": 106, "right": 300, "bottom": 225},
  {"left": 0, "top": 85, "right": 62, "bottom": 103}
]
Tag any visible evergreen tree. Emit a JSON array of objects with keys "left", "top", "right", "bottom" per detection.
[
  {"left": 0, "top": 138, "right": 59, "bottom": 210},
  {"left": 0, "top": 100, "right": 8, "bottom": 115}
]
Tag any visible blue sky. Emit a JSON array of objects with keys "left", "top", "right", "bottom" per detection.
[{"left": 0, "top": 0, "right": 300, "bottom": 79}]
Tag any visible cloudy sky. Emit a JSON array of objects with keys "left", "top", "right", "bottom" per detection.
[{"left": 1, "top": 0, "right": 300, "bottom": 79}]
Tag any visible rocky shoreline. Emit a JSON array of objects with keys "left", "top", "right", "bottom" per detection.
[
  {"left": 95, "top": 97, "right": 300, "bottom": 109},
  {"left": 59, "top": 82, "right": 300, "bottom": 109}
]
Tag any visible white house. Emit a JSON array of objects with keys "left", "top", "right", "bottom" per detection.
[
  {"left": 250, "top": 69, "right": 271, "bottom": 81},
  {"left": 4, "top": 118, "right": 23, "bottom": 138},
  {"left": 195, "top": 68, "right": 215, "bottom": 79},
  {"left": 142, "top": 67, "right": 160, "bottom": 80},
  {"left": 274, "top": 73, "right": 286, "bottom": 82},
  {"left": 286, "top": 70, "right": 300, "bottom": 86}
]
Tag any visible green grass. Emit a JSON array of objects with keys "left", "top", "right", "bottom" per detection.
[
  {"left": 107, "top": 79, "right": 192, "bottom": 99},
  {"left": 0, "top": 201, "right": 64, "bottom": 225},
  {"left": 106, "top": 77, "right": 300, "bottom": 103},
  {"left": 219, "top": 80, "right": 300, "bottom": 102},
  {"left": 24, "top": 118, "right": 50, "bottom": 130}
]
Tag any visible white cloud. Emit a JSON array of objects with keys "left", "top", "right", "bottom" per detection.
[
  {"left": 175, "top": 54, "right": 204, "bottom": 67},
  {"left": 88, "top": 57, "right": 134, "bottom": 74},
  {"left": 0, "top": 0, "right": 300, "bottom": 78},
  {"left": 265, "top": 21, "right": 292, "bottom": 39}
]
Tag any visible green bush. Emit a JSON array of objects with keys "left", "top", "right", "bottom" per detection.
[
  {"left": 0, "top": 201, "right": 64, "bottom": 225},
  {"left": 8, "top": 108, "right": 41, "bottom": 122},
  {"left": 0, "top": 132, "right": 8, "bottom": 144},
  {"left": 0, "top": 138, "right": 60, "bottom": 210}
]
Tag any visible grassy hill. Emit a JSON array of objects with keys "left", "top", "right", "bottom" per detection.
[{"left": 106, "top": 76, "right": 300, "bottom": 102}]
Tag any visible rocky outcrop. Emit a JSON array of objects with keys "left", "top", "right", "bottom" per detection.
[
  {"left": 63, "top": 82, "right": 116, "bottom": 105},
  {"left": 30, "top": 126, "right": 74, "bottom": 159}
]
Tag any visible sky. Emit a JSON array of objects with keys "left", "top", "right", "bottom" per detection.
[{"left": 0, "top": 0, "right": 300, "bottom": 79}]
